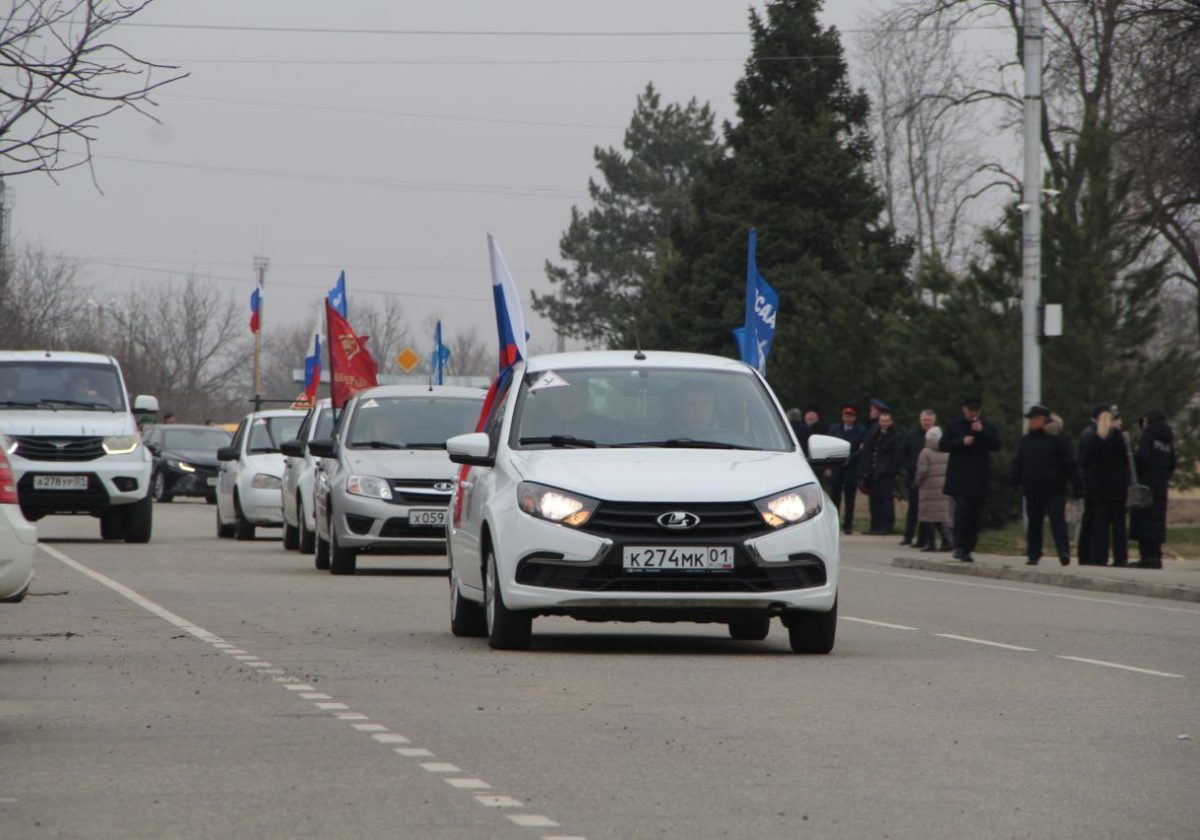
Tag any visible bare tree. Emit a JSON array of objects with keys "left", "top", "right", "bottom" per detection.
[
  {"left": 0, "top": 243, "right": 91, "bottom": 348},
  {"left": 1, "top": 0, "right": 186, "bottom": 178},
  {"left": 354, "top": 295, "right": 409, "bottom": 376}
]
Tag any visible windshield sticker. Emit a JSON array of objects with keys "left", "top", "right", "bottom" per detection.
[
  {"left": 360, "top": 399, "right": 379, "bottom": 408},
  {"left": 253, "top": 418, "right": 267, "bottom": 425},
  {"left": 529, "top": 371, "right": 570, "bottom": 392}
]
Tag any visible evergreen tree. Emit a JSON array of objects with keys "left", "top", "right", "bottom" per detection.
[
  {"left": 533, "top": 84, "right": 721, "bottom": 348},
  {"left": 641, "top": 0, "right": 912, "bottom": 412}
]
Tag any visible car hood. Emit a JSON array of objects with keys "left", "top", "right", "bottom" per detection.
[
  {"left": 244, "top": 452, "right": 287, "bottom": 477},
  {"left": 0, "top": 410, "right": 134, "bottom": 437},
  {"left": 163, "top": 448, "right": 221, "bottom": 468},
  {"left": 343, "top": 447, "right": 455, "bottom": 479},
  {"left": 509, "top": 448, "right": 813, "bottom": 503}
]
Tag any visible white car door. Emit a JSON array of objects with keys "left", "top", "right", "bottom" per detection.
[
  {"left": 217, "top": 419, "right": 246, "bottom": 522},
  {"left": 454, "top": 385, "right": 511, "bottom": 593}
]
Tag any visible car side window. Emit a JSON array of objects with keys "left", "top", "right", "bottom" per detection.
[
  {"left": 230, "top": 420, "right": 248, "bottom": 453},
  {"left": 485, "top": 386, "right": 512, "bottom": 456}
]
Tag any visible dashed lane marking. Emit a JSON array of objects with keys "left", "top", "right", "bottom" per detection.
[
  {"left": 843, "top": 616, "right": 918, "bottom": 631},
  {"left": 40, "top": 542, "right": 586, "bottom": 839},
  {"left": 420, "top": 762, "right": 462, "bottom": 773},
  {"left": 1057, "top": 655, "right": 1185, "bottom": 679},
  {"left": 935, "top": 633, "right": 1037, "bottom": 652}
]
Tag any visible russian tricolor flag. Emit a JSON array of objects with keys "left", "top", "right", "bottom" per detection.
[
  {"left": 487, "top": 232, "right": 527, "bottom": 372},
  {"left": 303, "top": 317, "right": 322, "bottom": 402},
  {"left": 248, "top": 287, "right": 262, "bottom": 333}
]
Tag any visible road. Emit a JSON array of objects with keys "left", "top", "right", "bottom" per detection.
[{"left": 3, "top": 501, "right": 1198, "bottom": 839}]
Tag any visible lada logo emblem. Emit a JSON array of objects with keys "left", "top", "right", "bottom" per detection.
[
  {"left": 657, "top": 511, "right": 700, "bottom": 530},
  {"left": 433, "top": 481, "right": 454, "bottom": 492}
]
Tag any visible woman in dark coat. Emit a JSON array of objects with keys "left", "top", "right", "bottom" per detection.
[
  {"left": 1130, "top": 410, "right": 1177, "bottom": 568},
  {"left": 1078, "top": 405, "right": 1131, "bottom": 566}
]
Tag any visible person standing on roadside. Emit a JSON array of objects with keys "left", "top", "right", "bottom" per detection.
[
  {"left": 940, "top": 396, "right": 1002, "bottom": 562},
  {"left": 899, "top": 409, "right": 937, "bottom": 546},
  {"left": 1130, "top": 409, "right": 1177, "bottom": 569},
  {"left": 857, "top": 399, "right": 891, "bottom": 533},
  {"left": 860, "top": 409, "right": 901, "bottom": 535},
  {"left": 1010, "top": 405, "right": 1082, "bottom": 566},
  {"left": 827, "top": 403, "right": 866, "bottom": 535},
  {"left": 1078, "top": 404, "right": 1131, "bottom": 566},
  {"left": 914, "top": 426, "right": 953, "bottom": 551}
]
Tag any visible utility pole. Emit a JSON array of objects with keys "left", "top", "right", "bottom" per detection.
[
  {"left": 1021, "top": 0, "right": 1043, "bottom": 412},
  {"left": 252, "top": 255, "right": 269, "bottom": 412}
]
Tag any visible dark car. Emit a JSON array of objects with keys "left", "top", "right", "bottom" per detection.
[{"left": 144, "top": 425, "right": 232, "bottom": 504}]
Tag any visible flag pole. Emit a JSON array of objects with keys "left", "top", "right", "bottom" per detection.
[{"left": 252, "top": 255, "right": 269, "bottom": 412}]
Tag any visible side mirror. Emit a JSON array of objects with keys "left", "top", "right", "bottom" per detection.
[
  {"left": 279, "top": 439, "right": 304, "bottom": 458},
  {"left": 806, "top": 434, "right": 850, "bottom": 467},
  {"left": 446, "top": 432, "right": 494, "bottom": 467},
  {"left": 308, "top": 438, "right": 336, "bottom": 459},
  {"left": 133, "top": 395, "right": 159, "bottom": 413},
  {"left": 216, "top": 446, "right": 240, "bottom": 462}
]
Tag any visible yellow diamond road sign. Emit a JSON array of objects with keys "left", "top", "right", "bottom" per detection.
[{"left": 395, "top": 347, "right": 421, "bottom": 373}]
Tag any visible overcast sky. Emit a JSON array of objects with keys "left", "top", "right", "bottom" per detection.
[{"left": 12, "top": 0, "right": 894, "bottom": 361}]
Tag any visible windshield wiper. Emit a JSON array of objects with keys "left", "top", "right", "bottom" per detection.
[
  {"left": 42, "top": 398, "right": 115, "bottom": 411},
  {"left": 519, "top": 435, "right": 598, "bottom": 448},
  {"left": 0, "top": 399, "right": 44, "bottom": 409},
  {"left": 350, "top": 440, "right": 406, "bottom": 449},
  {"left": 404, "top": 442, "right": 446, "bottom": 450},
  {"left": 612, "top": 438, "right": 756, "bottom": 450}
]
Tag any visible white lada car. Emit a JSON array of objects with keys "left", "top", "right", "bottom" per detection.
[{"left": 445, "top": 351, "right": 850, "bottom": 652}]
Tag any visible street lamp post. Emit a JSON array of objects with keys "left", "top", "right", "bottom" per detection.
[{"left": 1021, "top": 0, "right": 1044, "bottom": 412}]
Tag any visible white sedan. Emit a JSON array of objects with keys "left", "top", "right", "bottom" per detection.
[
  {"left": 216, "top": 409, "right": 305, "bottom": 540},
  {"left": 0, "top": 447, "right": 37, "bottom": 603},
  {"left": 445, "top": 351, "right": 849, "bottom": 652}
]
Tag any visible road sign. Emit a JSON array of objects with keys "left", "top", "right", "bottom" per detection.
[
  {"left": 290, "top": 392, "right": 312, "bottom": 410},
  {"left": 395, "top": 347, "right": 421, "bottom": 373}
]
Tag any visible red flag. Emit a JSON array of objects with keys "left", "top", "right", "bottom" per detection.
[{"left": 325, "top": 300, "right": 378, "bottom": 409}]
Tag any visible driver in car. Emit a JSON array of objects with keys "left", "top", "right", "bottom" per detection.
[
  {"left": 523, "top": 383, "right": 609, "bottom": 443},
  {"left": 674, "top": 382, "right": 719, "bottom": 436}
]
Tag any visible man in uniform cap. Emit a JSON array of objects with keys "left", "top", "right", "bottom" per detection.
[
  {"left": 826, "top": 403, "right": 866, "bottom": 534},
  {"left": 939, "top": 396, "right": 1002, "bottom": 561},
  {"left": 1010, "top": 404, "right": 1081, "bottom": 566}
]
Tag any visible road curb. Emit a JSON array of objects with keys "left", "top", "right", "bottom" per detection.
[{"left": 891, "top": 556, "right": 1200, "bottom": 604}]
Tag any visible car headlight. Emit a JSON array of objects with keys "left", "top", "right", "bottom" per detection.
[
  {"left": 250, "top": 473, "right": 282, "bottom": 490},
  {"left": 169, "top": 460, "right": 197, "bottom": 473},
  {"left": 346, "top": 474, "right": 392, "bottom": 500},
  {"left": 102, "top": 435, "right": 140, "bottom": 455},
  {"left": 1, "top": 435, "right": 16, "bottom": 455},
  {"left": 754, "top": 484, "right": 823, "bottom": 528},
  {"left": 516, "top": 481, "right": 598, "bottom": 528}
]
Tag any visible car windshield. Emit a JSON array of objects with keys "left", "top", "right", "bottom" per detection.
[
  {"left": 161, "top": 428, "right": 231, "bottom": 451},
  {"left": 345, "top": 396, "right": 482, "bottom": 449},
  {"left": 511, "top": 366, "right": 793, "bottom": 451},
  {"left": 247, "top": 416, "right": 304, "bottom": 453},
  {"left": 0, "top": 361, "right": 126, "bottom": 411}
]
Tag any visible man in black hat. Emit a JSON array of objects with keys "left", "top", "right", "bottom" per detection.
[
  {"left": 1010, "top": 404, "right": 1081, "bottom": 566},
  {"left": 939, "top": 396, "right": 1002, "bottom": 561},
  {"left": 826, "top": 403, "right": 866, "bottom": 535}
]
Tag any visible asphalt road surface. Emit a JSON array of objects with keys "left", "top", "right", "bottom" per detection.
[{"left": 4, "top": 501, "right": 1198, "bottom": 839}]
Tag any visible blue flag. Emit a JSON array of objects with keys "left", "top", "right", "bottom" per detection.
[
  {"left": 431, "top": 320, "right": 451, "bottom": 386},
  {"left": 739, "top": 228, "right": 779, "bottom": 375},
  {"left": 328, "top": 271, "right": 347, "bottom": 318}
]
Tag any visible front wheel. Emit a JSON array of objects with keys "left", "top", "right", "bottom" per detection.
[
  {"left": 728, "top": 615, "right": 771, "bottom": 641},
  {"left": 329, "top": 519, "right": 357, "bottom": 575},
  {"left": 784, "top": 598, "right": 837, "bottom": 654},
  {"left": 297, "top": 497, "right": 316, "bottom": 554},
  {"left": 216, "top": 505, "right": 235, "bottom": 538},
  {"left": 152, "top": 472, "right": 173, "bottom": 503},
  {"left": 449, "top": 566, "right": 486, "bottom": 637},
  {"left": 233, "top": 493, "right": 256, "bottom": 541},
  {"left": 100, "top": 509, "right": 126, "bottom": 541},
  {"left": 282, "top": 519, "right": 299, "bottom": 550},
  {"left": 485, "top": 550, "right": 531, "bottom": 650},
  {"left": 122, "top": 496, "right": 153, "bottom": 543}
]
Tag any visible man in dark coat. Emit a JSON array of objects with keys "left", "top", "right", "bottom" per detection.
[
  {"left": 1130, "top": 409, "right": 1176, "bottom": 568},
  {"left": 898, "top": 409, "right": 937, "bottom": 546},
  {"left": 827, "top": 403, "right": 866, "bottom": 535},
  {"left": 860, "top": 409, "right": 901, "bottom": 534},
  {"left": 1078, "top": 404, "right": 1131, "bottom": 566},
  {"left": 1010, "top": 404, "right": 1082, "bottom": 566},
  {"left": 857, "top": 398, "right": 891, "bottom": 533},
  {"left": 939, "top": 396, "right": 1002, "bottom": 562}
]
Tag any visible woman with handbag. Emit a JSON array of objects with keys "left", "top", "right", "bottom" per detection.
[
  {"left": 1130, "top": 410, "right": 1178, "bottom": 569},
  {"left": 1078, "top": 405, "right": 1131, "bottom": 566}
]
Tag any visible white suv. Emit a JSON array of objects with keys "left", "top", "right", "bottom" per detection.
[
  {"left": 445, "top": 351, "right": 849, "bottom": 652},
  {"left": 0, "top": 351, "right": 158, "bottom": 543}
]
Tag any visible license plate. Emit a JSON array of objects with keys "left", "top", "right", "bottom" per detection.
[
  {"left": 206, "top": 477, "right": 217, "bottom": 486},
  {"left": 623, "top": 546, "right": 735, "bottom": 572},
  {"left": 32, "top": 475, "right": 88, "bottom": 491},
  {"left": 409, "top": 508, "right": 446, "bottom": 527}
]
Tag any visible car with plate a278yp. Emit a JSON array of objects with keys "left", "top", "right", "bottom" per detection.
[{"left": 445, "top": 351, "right": 849, "bottom": 652}]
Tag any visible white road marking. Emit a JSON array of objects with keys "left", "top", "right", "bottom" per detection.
[
  {"left": 233, "top": 655, "right": 258, "bottom": 660},
  {"left": 476, "top": 795, "right": 522, "bottom": 808},
  {"left": 1057, "top": 656, "right": 1185, "bottom": 678},
  {"left": 336, "top": 712, "right": 369, "bottom": 720},
  {"left": 843, "top": 616, "right": 918, "bottom": 631},
  {"left": 935, "top": 633, "right": 1036, "bottom": 652},
  {"left": 542, "top": 836, "right": 588, "bottom": 840},
  {"left": 509, "top": 815, "right": 558, "bottom": 828},
  {"left": 261, "top": 668, "right": 286, "bottom": 675},
  {"left": 419, "top": 762, "right": 461, "bottom": 773},
  {"left": 246, "top": 661, "right": 272, "bottom": 668},
  {"left": 283, "top": 684, "right": 315, "bottom": 691},
  {"left": 846, "top": 567, "right": 1200, "bottom": 615},
  {"left": 371, "top": 733, "right": 411, "bottom": 744},
  {"left": 213, "top": 643, "right": 235, "bottom": 649},
  {"left": 447, "top": 778, "right": 491, "bottom": 790},
  {"left": 300, "top": 692, "right": 332, "bottom": 699},
  {"left": 352, "top": 723, "right": 389, "bottom": 732},
  {"left": 395, "top": 748, "right": 434, "bottom": 757},
  {"left": 315, "top": 702, "right": 349, "bottom": 710},
  {"left": 222, "top": 650, "right": 248, "bottom": 655}
]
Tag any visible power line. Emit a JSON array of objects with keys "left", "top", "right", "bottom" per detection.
[{"left": 59, "top": 255, "right": 547, "bottom": 274}]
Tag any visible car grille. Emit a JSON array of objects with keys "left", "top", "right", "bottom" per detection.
[
  {"left": 13, "top": 435, "right": 106, "bottom": 462},
  {"left": 581, "top": 500, "right": 771, "bottom": 540},
  {"left": 515, "top": 552, "right": 827, "bottom": 593},
  {"left": 387, "top": 477, "right": 453, "bottom": 506}
]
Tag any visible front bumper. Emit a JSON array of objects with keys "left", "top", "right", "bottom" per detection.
[
  {"left": 333, "top": 489, "right": 449, "bottom": 552},
  {"left": 11, "top": 449, "right": 151, "bottom": 518}
]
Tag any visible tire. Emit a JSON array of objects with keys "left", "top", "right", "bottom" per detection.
[
  {"left": 449, "top": 566, "right": 486, "bottom": 637},
  {"left": 785, "top": 598, "right": 837, "bottom": 654},
  {"left": 313, "top": 515, "right": 331, "bottom": 570},
  {"left": 216, "top": 505, "right": 235, "bottom": 538},
  {"left": 122, "top": 496, "right": 153, "bottom": 544},
  {"left": 205, "top": 491, "right": 217, "bottom": 505},
  {"left": 329, "top": 518, "right": 357, "bottom": 575},
  {"left": 151, "top": 471, "right": 173, "bottom": 503},
  {"left": 297, "top": 497, "right": 315, "bottom": 554},
  {"left": 485, "top": 549, "right": 531, "bottom": 650},
  {"left": 728, "top": 615, "right": 771, "bottom": 641},
  {"left": 233, "top": 493, "right": 256, "bottom": 541},
  {"left": 282, "top": 519, "right": 299, "bottom": 550},
  {"left": 100, "top": 509, "right": 126, "bottom": 540}
]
